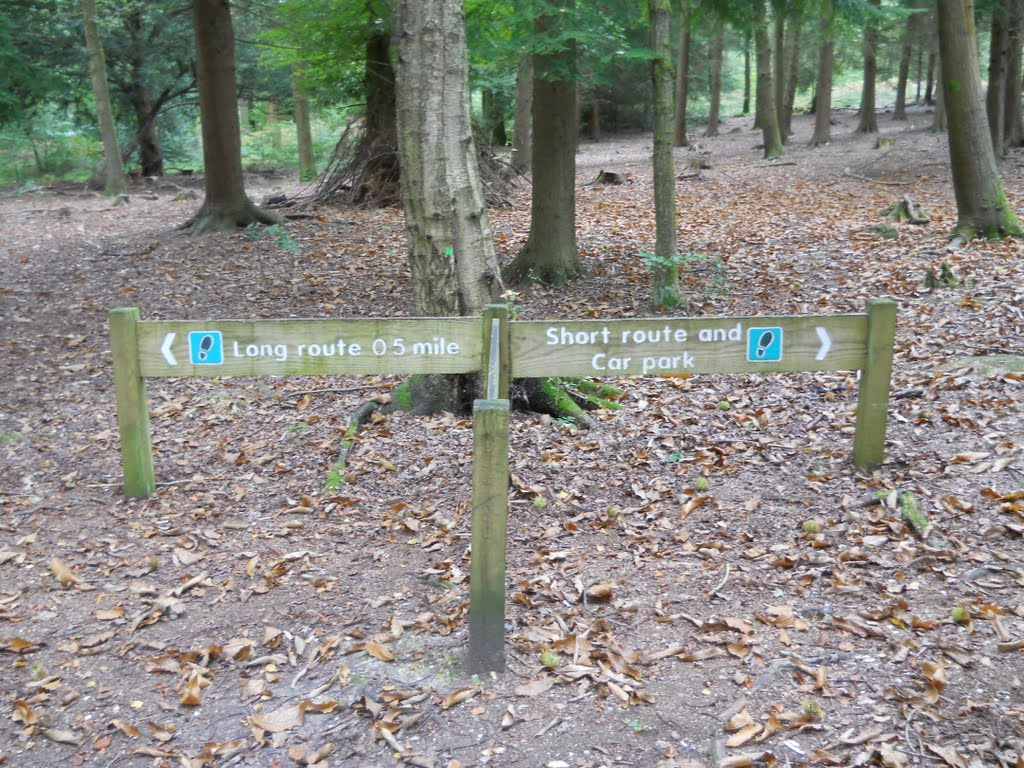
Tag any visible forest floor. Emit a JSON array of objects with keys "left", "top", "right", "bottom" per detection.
[{"left": 1, "top": 107, "right": 1024, "bottom": 768}]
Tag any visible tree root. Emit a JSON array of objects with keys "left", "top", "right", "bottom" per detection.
[{"left": 179, "top": 197, "right": 282, "bottom": 234}]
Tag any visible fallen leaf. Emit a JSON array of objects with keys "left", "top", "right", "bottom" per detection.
[
  {"left": 441, "top": 687, "right": 478, "bottom": 709},
  {"left": 364, "top": 641, "right": 395, "bottom": 662},
  {"left": 514, "top": 677, "right": 555, "bottom": 697},
  {"left": 41, "top": 728, "right": 83, "bottom": 746},
  {"left": 49, "top": 558, "right": 80, "bottom": 587}
]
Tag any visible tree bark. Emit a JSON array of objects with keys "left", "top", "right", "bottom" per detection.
[
  {"left": 394, "top": 0, "right": 502, "bottom": 410},
  {"left": 1004, "top": 0, "right": 1024, "bottom": 147},
  {"left": 503, "top": 2, "right": 582, "bottom": 286},
  {"left": 893, "top": 12, "right": 914, "bottom": 120},
  {"left": 742, "top": 29, "right": 752, "bottom": 115},
  {"left": 856, "top": 0, "right": 880, "bottom": 133},
  {"left": 705, "top": 17, "right": 724, "bottom": 137},
  {"left": 755, "top": 6, "right": 784, "bottom": 159},
  {"left": 512, "top": 53, "right": 532, "bottom": 172},
  {"left": 185, "top": 0, "right": 279, "bottom": 233},
  {"left": 936, "top": 0, "right": 1021, "bottom": 239},
  {"left": 810, "top": 4, "right": 835, "bottom": 147},
  {"left": 773, "top": 0, "right": 786, "bottom": 134},
  {"left": 781, "top": 4, "right": 804, "bottom": 138},
  {"left": 649, "top": 0, "right": 681, "bottom": 310},
  {"left": 987, "top": 2, "right": 1009, "bottom": 154},
  {"left": 674, "top": 0, "right": 691, "bottom": 146},
  {"left": 81, "top": 0, "right": 126, "bottom": 195},
  {"left": 925, "top": 48, "right": 936, "bottom": 104},
  {"left": 291, "top": 63, "right": 316, "bottom": 181}
]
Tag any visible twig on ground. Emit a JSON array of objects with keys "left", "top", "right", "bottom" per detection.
[
  {"left": 706, "top": 564, "right": 732, "bottom": 599},
  {"left": 842, "top": 169, "right": 906, "bottom": 186}
]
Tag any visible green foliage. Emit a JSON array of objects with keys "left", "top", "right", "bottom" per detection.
[
  {"left": 244, "top": 223, "right": 302, "bottom": 253},
  {"left": 323, "top": 460, "right": 346, "bottom": 493},
  {"left": 640, "top": 251, "right": 729, "bottom": 296}
]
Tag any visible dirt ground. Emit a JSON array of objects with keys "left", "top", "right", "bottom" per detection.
[{"left": 1, "top": 108, "right": 1024, "bottom": 768}]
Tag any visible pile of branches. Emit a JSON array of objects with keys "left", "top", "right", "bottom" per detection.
[{"left": 311, "top": 122, "right": 522, "bottom": 208}]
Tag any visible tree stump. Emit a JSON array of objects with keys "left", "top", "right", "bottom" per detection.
[
  {"left": 882, "top": 195, "right": 930, "bottom": 224},
  {"left": 587, "top": 169, "right": 627, "bottom": 185}
]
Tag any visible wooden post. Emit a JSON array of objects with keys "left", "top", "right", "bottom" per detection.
[
  {"left": 481, "top": 304, "right": 510, "bottom": 399},
  {"left": 853, "top": 298, "right": 897, "bottom": 469},
  {"left": 467, "top": 398, "right": 510, "bottom": 673},
  {"left": 109, "top": 308, "right": 155, "bottom": 497}
]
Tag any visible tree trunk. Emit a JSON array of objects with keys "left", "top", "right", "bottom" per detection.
[
  {"left": 773, "top": 0, "right": 786, "bottom": 134},
  {"left": 937, "top": 0, "right": 1021, "bottom": 239},
  {"left": 932, "top": 51, "right": 946, "bottom": 131},
  {"left": 674, "top": 0, "right": 691, "bottom": 146},
  {"left": 589, "top": 95, "right": 600, "bottom": 142},
  {"left": 755, "top": 7, "right": 784, "bottom": 159},
  {"left": 893, "top": 13, "right": 914, "bottom": 120},
  {"left": 512, "top": 54, "right": 532, "bottom": 172},
  {"left": 291, "top": 63, "right": 316, "bottom": 181},
  {"left": 130, "top": 86, "right": 164, "bottom": 177},
  {"left": 394, "top": 0, "right": 502, "bottom": 411},
  {"left": 81, "top": 0, "right": 126, "bottom": 196},
  {"left": 705, "top": 17, "right": 724, "bottom": 137},
  {"left": 987, "top": 3, "right": 1009, "bottom": 155},
  {"left": 185, "top": 0, "right": 279, "bottom": 233},
  {"left": 483, "top": 89, "right": 508, "bottom": 146},
  {"left": 925, "top": 48, "right": 936, "bottom": 104},
  {"left": 503, "top": 3, "right": 582, "bottom": 286},
  {"left": 649, "top": 0, "right": 681, "bottom": 310},
  {"left": 1005, "top": 0, "right": 1024, "bottom": 147},
  {"left": 781, "top": 5, "right": 804, "bottom": 138},
  {"left": 742, "top": 29, "right": 752, "bottom": 115},
  {"left": 856, "top": 0, "right": 880, "bottom": 133},
  {"left": 810, "top": 5, "right": 834, "bottom": 147}
]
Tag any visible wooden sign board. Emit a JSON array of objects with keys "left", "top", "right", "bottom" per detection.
[
  {"left": 136, "top": 317, "right": 482, "bottom": 378},
  {"left": 511, "top": 315, "right": 868, "bottom": 377}
]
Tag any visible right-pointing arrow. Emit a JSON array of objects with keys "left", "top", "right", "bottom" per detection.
[
  {"left": 815, "top": 327, "right": 831, "bottom": 361},
  {"left": 161, "top": 332, "right": 177, "bottom": 366}
]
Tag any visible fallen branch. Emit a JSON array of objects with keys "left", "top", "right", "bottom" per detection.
[{"left": 842, "top": 169, "right": 906, "bottom": 186}]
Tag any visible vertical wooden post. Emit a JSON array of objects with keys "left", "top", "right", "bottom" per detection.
[
  {"left": 109, "top": 308, "right": 155, "bottom": 497},
  {"left": 468, "top": 399, "right": 510, "bottom": 673},
  {"left": 481, "top": 304, "right": 510, "bottom": 399},
  {"left": 853, "top": 298, "right": 897, "bottom": 469}
]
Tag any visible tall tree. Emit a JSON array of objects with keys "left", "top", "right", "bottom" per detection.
[
  {"left": 649, "top": 0, "right": 681, "bottom": 310},
  {"left": 809, "top": 0, "right": 835, "bottom": 146},
  {"left": 512, "top": 53, "right": 532, "bottom": 172},
  {"left": 892, "top": 8, "right": 914, "bottom": 120},
  {"left": 936, "top": 0, "right": 1021, "bottom": 240},
  {"left": 185, "top": 0, "right": 279, "bottom": 233},
  {"left": 987, "top": 0, "right": 1009, "bottom": 153},
  {"left": 1004, "top": 0, "right": 1024, "bottom": 147},
  {"left": 856, "top": 0, "right": 880, "bottom": 133},
  {"left": 755, "top": 3, "right": 784, "bottom": 158},
  {"left": 503, "top": 0, "right": 582, "bottom": 286},
  {"left": 674, "top": 0, "right": 691, "bottom": 146},
  {"left": 291, "top": 63, "right": 317, "bottom": 181},
  {"left": 780, "top": 2, "right": 804, "bottom": 138},
  {"left": 705, "top": 13, "right": 725, "bottom": 138},
  {"left": 81, "top": 0, "right": 126, "bottom": 196}
]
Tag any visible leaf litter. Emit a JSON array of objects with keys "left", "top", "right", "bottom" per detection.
[{"left": 1, "top": 111, "right": 1023, "bottom": 766}]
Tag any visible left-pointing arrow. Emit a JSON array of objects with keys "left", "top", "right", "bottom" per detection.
[{"left": 161, "top": 333, "right": 177, "bottom": 365}]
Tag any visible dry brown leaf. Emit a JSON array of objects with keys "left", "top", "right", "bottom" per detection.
[
  {"left": 724, "top": 708, "right": 754, "bottom": 731},
  {"left": 441, "top": 687, "right": 478, "bottom": 709},
  {"left": 586, "top": 581, "right": 616, "bottom": 600},
  {"left": 3, "top": 637, "right": 42, "bottom": 654},
  {"left": 726, "top": 723, "right": 763, "bottom": 748},
  {"left": 719, "top": 751, "right": 775, "bottom": 768},
  {"left": 41, "top": 727, "right": 83, "bottom": 746},
  {"left": 131, "top": 745, "right": 178, "bottom": 758},
  {"left": 249, "top": 703, "right": 305, "bottom": 733},
  {"left": 879, "top": 744, "right": 911, "bottom": 768},
  {"left": 364, "top": 641, "right": 395, "bottom": 661},
  {"left": 49, "top": 558, "right": 80, "bottom": 587},
  {"left": 108, "top": 719, "right": 142, "bottom": 738},
  {"left": 12, "top": 700, "right": 37, "bottom": 725},
  {"left": 174, "top": 547, "right": 206, "bottom": 566},
  {"left": 514, "top": 677, "right": 554, "bottom": 697},
  {"left": 95, "top": 606, "right": 125, "bottom": 621},
  {"left": 926, "top": 743, "right": 970, "bottom": 768}
]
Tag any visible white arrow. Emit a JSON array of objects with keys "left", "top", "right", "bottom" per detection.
[
  {"left": 161, "top": 332, "right": 177, "bottom": 366},
  {"left": 815, "top": 327, "right": 831, "bottom": 361}
]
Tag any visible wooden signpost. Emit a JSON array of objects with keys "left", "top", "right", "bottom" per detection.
[{"left": 110, "top": 299, "right": 895, "bottom": 672}]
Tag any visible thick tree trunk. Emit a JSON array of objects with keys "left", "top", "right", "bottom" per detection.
[
  {"left": 649, "top": 0, "right": 681, "bottom": 310},
  {"left": 810, "top": 9, "right": 834, "bottom": 147},
  {"left": 742, "top": 30, "right": 752, "bottom": 115},
  {"left": 773, "top": 1, "right": 786, "bottom": 132},
  {"left": 1005, "top": 0, "right": 1024, "bottom": 147},
  {"left": 130, "top": 85, "right": 164, "bottom": 177},
  {"left": 185, "top": 0, "right": 279, "bottom": 233},
  {"left": 705, "top": 18, "right": 724, "bottom": 137},
  {"left": 856, "top": 0, "right": 880, "bottom": 133},
  {"left": 674, "top": 0, "right": 691, "bottom": 146},
  {"left": 987, "top": 4, "right": 1009, "bottom": 155},
  {"left": 925, "top": 48, "right": 936, "bottom": 104},
  {"left": 291, "top": 63, "right": 316, "bottom": 181},
  {"left": 81, "top": 0, "right": 126, "bottom": 195},
  {"left": 781, "top": 6, "right": 803, "bottom": 138},
  {"left": 483, "top": 89, "right": 508, "bottom": 146},
  {"left": 932, "top": 51, "right": 946, "bottom": 131},
  {"left": 937, "top": 0, "right": 1021, "bottom": 239},
  {"left": 893, "top": 14, "right": 914, "bottom": 120},
  {"left": 512, "top": 54, "right": 532, "bottom": 172},
  {"left": 755, "top": 10, "right": 784, "bottom": 159},
  {"left": 394, "top": 0, "right": 502, "bottom": 411},
  {"left": 504, "top": 3, "right": 582, "bottom": 286}
]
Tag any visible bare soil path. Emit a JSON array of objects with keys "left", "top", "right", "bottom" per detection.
[{"left": 1, "top": 110, "right": 1023, "bottom": 768}]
